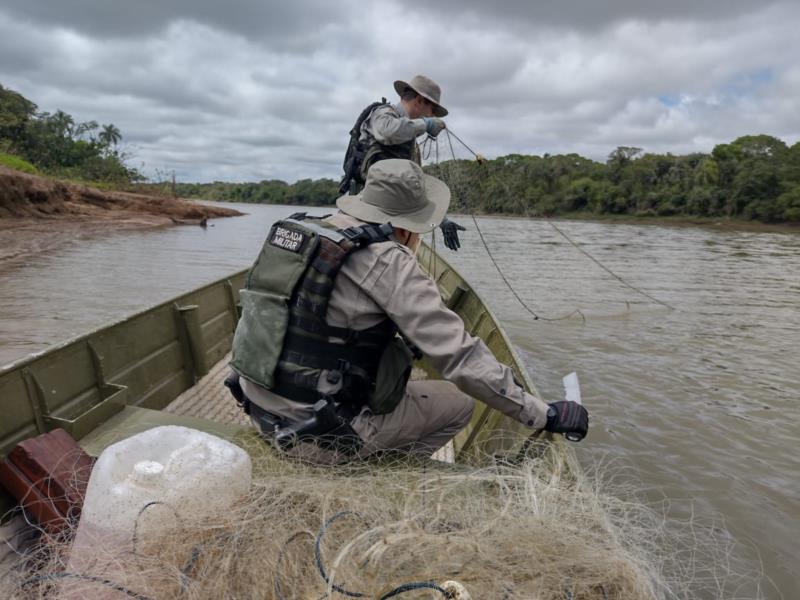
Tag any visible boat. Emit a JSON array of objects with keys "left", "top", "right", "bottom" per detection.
[
  {"left": 0, "top": 242, "right": 556, "bottom": 478},
  {"left": 0, "top": 243, "right": 605, "bottom": 599}
]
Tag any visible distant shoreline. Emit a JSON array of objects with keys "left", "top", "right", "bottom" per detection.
[
  {"left": 453, "top": 211, "right": 800, "bottom": 234},
  {"left": 197, "top": 197, "right": 800, "bottom": 234}
]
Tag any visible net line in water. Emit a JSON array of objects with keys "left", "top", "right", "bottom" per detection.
[{"left": 425, "top": 129, "right": 676, "bottom": 317}]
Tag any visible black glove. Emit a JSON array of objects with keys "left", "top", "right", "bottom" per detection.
[
  {"left": 545, "top": 401, "right": 589, "bottom": 442},
  {"left": 439, "top": 218, "right": 466, "bottom": 251},
  {"left": 423, "top": 117, "right": 446, "bottom": 137}
]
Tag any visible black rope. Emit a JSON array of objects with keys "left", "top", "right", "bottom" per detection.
[
  {"left": 421, "top": 136, "right": 435, "bottom": 161},
  {"left": 315, "top": 511, "right": 367, "bottom": 597},
  {"left": 132, "top": 501, "right": 182, "bottom": 553},
  {"left": 21, "top": 572, "right": 153, "bottom": 600},
  {"left": 312, "top": 511, "right": 456, "bottom": 599},
  {"left": 379, "top": 581, "right": 450, "bottom": 599}
]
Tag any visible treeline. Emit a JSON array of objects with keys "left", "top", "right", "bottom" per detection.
[
  {"left": 6, "top": 78, "right": 795, "bottom": 222},
  {"left": 175, "top": 178, "right": 339, "bottom": 206},
  {"left": 427, "top": 135, "right": 800, "bottom": 222},
  {"left": 0, "top": 83, "right": 140, "bottom": 183},
  {"left": 178, "top": 134, "right": 800, "bottom": 223}
]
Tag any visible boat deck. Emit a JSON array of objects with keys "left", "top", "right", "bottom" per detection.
[{"left": 163, "top": 353, "right": 249, "bottom": 426}]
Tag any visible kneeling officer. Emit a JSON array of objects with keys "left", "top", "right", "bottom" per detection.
[{"left": 228, "top": 159, "right": 588, "bottom": 460}]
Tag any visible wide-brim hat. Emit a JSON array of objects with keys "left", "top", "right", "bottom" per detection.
[
  {"left": 336, "top": 159, "right": 450, "bottom": 234},
  {"left": 393, "top": 74, "right": 448, "bottom": 117}
]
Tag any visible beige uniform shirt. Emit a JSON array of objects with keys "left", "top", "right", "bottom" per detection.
[
  {"left": 242, "top": 213, "right": 550, "bottom": 430},
  {"left": 360, "top": 103, "right": 427, "bottom": 146}
]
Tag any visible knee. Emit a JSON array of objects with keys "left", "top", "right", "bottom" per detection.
[
  {"left": 436, "top": 381, "right": 475, "bottom": 427},
  {"left": 455, "top": 395, "right": 476, "bottom": 428}
]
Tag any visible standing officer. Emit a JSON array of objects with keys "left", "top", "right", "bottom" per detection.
[
  {"left": 339, "top": 74, "right": 466, "bottom": 251},
  {"left": 231, "top": 159, "right": 588, "bottom": 461}
]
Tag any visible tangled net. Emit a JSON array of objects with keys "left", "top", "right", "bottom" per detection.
[{"left": 2, "top": 434, "right": 751, "bottom": 599}]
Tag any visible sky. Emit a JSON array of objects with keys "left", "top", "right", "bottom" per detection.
[{"left": 1, "top": 0, "right": 799, "bottom": 183}]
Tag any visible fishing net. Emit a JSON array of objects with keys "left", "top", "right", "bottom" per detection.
[{"left": 1, "top": 433, "right": 747, "bottom": 600}]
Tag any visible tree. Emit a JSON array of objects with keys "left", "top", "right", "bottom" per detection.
[
  {"left": 606, "top": 146, "right": 643, "bottom": 183},
  {"left": 98, "top": 123, "right": 122, "bottom": 149},
  {"left": 729, "top": 134, "right": 787, "bottom": 159},
  {"left": 0, "top": 84, "right": 37, "bottom": 150}
]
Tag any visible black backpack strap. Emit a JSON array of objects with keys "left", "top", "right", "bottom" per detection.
[
  {"left": 340, "top": 223, "right": 394, "bottom": 246},
  {"left": 349, "top": 97, "right": 388, "bottom": 138}
]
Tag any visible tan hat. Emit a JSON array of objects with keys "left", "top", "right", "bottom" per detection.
[
  {"left": 336, "top": 159, "right": 450, "bottom": 234},
  {"left": 393, "top": 75, "right": 448, "bottom": 117}
]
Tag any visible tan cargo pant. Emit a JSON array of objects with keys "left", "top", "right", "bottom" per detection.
[
  {"left": 351, "top": 380, "right": 475, "bottom": 456},
  {"left": 258, "top": 381, "right": 475, "bottom": 465}
]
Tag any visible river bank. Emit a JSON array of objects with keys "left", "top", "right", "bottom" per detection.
[
  {"left": 0, "top": 167, "right": 243, "bottom": 269},
  {"left": 192, "top": 197, "right": 800, "bottom": 235},
  {"left": 446, "top": 208, "right": 800, "bottom": 234}
]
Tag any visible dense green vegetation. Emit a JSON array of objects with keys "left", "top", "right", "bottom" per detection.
[
  {"left": 426, "top": 136, "right": 800, "bottom": 222},
  {"left": 177, "top": 135, "right": 800, "bottom": 223},
  {"left": 0, "top": 151, "right": 38, "bottom": 174},
  {"left": 175, "top": 178, "right": 339, "bottom": 206},
  {"left": 0, "top": 83, "right": 141, "bottom": 184},
  {"left": 4, "top": 82, "right": 797, "bottom": 222}
]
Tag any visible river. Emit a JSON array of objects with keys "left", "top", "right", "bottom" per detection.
[{"left": 1, "top": 203, "right": 798, "bottom": 598}]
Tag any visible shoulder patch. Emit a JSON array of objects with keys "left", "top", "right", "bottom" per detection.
[{"left": 269, "top": 225, "right": 308, "bottom": 253}]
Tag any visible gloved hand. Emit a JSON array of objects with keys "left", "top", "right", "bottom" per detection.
[
  {"left": 545, "top": 401, "right": 589, "bottom": 442},
  {"left": 439, "top": 217, "right": 466, "bottom": 251},
  {"left": 423, "top": 117, "right": 446, "bottom": 137}
]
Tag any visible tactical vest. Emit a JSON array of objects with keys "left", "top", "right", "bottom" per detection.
[
  {"left": 230, "top": 215, "right": 414, "bottom": 414},
  {"left": 359, "top": 110, "right": 418, "bottom": 183}
]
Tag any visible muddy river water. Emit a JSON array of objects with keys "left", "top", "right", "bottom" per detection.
[{"left": 1, "top": 203, "right": 798, "bottom": 598}]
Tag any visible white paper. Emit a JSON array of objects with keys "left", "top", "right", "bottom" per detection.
[{"left": 562, "top": 372, "right": 582, "bottom": 405}]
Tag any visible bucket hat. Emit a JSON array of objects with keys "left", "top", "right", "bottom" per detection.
[
  {"left": 393, "top": 75, "right": 448, "bottom": 117},
  {"left": 336, "top": 159, "right": 450, "bottom": 234}
]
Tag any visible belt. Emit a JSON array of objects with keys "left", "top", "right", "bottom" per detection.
[{"left": 249, "top": 399, "right": 362, "bottom": 454}]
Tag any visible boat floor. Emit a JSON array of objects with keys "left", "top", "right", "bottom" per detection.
[{"left": 163, "top": 353, "right": 250, "bottom": 427}]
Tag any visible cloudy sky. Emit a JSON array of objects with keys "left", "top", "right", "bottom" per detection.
[{"left": 1, "top": 1, "right": 798, "bottom": 183}]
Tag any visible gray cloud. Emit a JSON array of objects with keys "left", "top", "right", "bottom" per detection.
[
  {"left": 404, "top": 0, "right": 792, "bottom": 30},
  {"left": 0, "top": 0, "right": 347, "bottom": 44},
  {"left": 1, "top": 1, "right": 798, "bottom": 183}
]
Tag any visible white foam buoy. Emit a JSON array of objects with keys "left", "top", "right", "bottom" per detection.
[{"left": 441, "top": 580, "right": 472, "bottom": 599}]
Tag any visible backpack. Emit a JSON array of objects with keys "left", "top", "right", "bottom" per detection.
[{"left": 338, "top": 98, "right": 387, "bottom": 195}]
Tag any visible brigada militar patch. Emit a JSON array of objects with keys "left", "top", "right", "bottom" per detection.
[{"left": 269, "top": 225, "right": 307, "bottom": 253}]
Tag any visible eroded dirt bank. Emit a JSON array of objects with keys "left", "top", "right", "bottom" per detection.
[{"left": 0, "top": 166, "right": 243, "bottom": 267}]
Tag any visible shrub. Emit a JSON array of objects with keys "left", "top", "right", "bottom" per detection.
[{"left": 0, "top": 151, "right": 38, "bottom": 174}]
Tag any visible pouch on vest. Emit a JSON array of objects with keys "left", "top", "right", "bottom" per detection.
[
  {"left": 231, "top": 220, "right": 318, "bottom": 389},
  {"left": 369, "top": 336, "right": 414, "bottom": 415}
]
